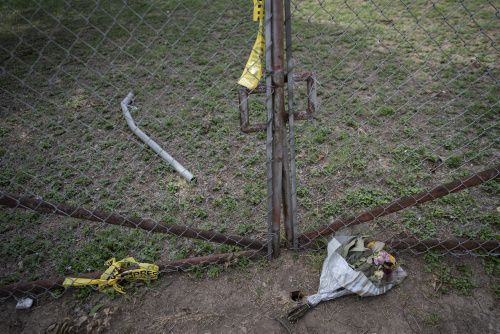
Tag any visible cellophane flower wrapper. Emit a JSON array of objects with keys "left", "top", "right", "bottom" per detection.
[{"left": 307, "top": 236, "right": 407, "bottom": 307}]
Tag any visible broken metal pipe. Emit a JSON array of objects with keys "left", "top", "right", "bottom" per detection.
[{"left": 121, "top": 91, "right": 195, "bottom": 182}]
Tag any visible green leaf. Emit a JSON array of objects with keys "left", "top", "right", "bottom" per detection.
[
  {"left": 341, "top": 238, "right": 357, "bottom": 258},
  {"left": 89, "top": 303, "right": 105, "bottom": 317},
  {"left": 357, "top": 261, "right": 373, "bottom": 272},
  {"left": 346, "top": 251, "right": 364, "bottom": 265},
  {"left": 456, "top": 265, "right": 473, "bottom": 277}
]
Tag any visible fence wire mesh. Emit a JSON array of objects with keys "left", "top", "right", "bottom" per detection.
[
  {"left": 288, "top": 0, "right": 499, "bottom": 253},
  {"left": 0, "top": 0, "right": 271, "bottom": 299},
  {"left": 0, "top": 0, "right": 499, "bottom": 300}
]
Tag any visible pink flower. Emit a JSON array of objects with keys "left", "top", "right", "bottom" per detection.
[{"left": 374, "top": 251, "right": 391, "bottom": 265}]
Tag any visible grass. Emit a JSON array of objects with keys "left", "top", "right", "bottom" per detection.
[
  {"left": 0, "top": 0, "right": 498, "bottom": 299},
  {"left": 423, "top": 251, "right": 480, "bottom": 297}
]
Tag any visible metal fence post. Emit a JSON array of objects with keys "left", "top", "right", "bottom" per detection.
[
  {"left": 284, "top": 0, "right": 298, "bottom": 250},
  {"left": 270, "top": 0, "right": 286, "bottom": 258},
  {"left": 265, "top": 0, "right": 275, "bottom": 260}
]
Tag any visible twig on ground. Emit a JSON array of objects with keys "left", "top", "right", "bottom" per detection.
[
  {"left": 422, "top": 293, "right": 435, "bottom": 304},
  {"left": 274, "top": 317, "right": 292, "bottom": 334},
  {"left": 405, "top": 307, "right": 422, "bottom": 332}
]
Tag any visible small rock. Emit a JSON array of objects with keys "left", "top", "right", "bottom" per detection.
[{"left": 15, "top": 298, "right": 33, "bottom": 310}]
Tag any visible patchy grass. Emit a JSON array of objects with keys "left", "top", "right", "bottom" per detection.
[{"left": 0, "top": 0, "right": 498, "bottom": 300}]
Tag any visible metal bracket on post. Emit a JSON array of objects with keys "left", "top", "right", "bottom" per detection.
[
  {"left": 238, "top": 72, "right": 317, "bottom": 133},
  {"left": 238, "top": 71, "right": 317, "bottom": 252}
]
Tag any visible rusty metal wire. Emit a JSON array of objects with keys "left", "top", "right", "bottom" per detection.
[{"left": 0, "top": 0, "right": 499, "bottom": 300}]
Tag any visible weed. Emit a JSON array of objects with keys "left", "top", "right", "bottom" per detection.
[
  {"left": 481, "top": 255, "right": 500, "bottom": 276},
  {"left": 308, "top": 251, "right": 327, "bottom": 274},
  {"left": 221, "top": 195, "right": 239, "bottom": 213},
  {"left": 344, "top": 187, "right": 393, "bottom": 208},
  {"left": 378, "top": 106, "right": 395, "bottom": 116},
  {"left": 423, "top": 253, "right": 478, "bottom": 297},
  {"left": 166, "top": 182, "right": 180, "bottom": 194},
  {"left": 323, "top": 201, "right": 344, "bottom": 216},
  {"left": 446, "top": 155, "right": 463, "bottom": 168},
  {"left": 237, "top": 222, "right": 258, "bottom": 236},
  {"left": 421, "top": 310, "right": 444, "bottom": 326},
  {"left": 207, "top": 265, "right": 221, "bottom": 278},
  {"left": 493, "top": 280, "right": 500, "bottom": 300},
  {"left": 193, "top": 208, "right": 208, "bottom": 219}
]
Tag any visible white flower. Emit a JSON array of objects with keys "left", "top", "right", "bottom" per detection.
[{"left": 374, "top": 270, "right": 384, "bottom": 280}]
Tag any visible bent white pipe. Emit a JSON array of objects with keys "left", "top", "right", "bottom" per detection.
[{"left": 121, "top": 91, "right": 195, "bottom": 183}]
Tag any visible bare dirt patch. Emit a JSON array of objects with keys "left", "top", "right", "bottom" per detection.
[{"left": 1, "top": 250, "right": 498, "bottom": 333}]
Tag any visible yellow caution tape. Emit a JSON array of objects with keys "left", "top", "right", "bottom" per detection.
[
  {"left": 238, "top": 0, "right": 265, "bottom": 90},
  {"left": 63, "top": 257, "right": 159, "bottom": 294}
]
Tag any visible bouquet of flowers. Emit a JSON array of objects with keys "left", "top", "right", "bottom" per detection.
[{"left": 287, "top": 235, "right": 407, "bottom": 321}]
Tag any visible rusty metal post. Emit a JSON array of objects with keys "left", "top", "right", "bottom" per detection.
[
  {"left": 270, "top": 0, "right": 286, "bottom": 258},
  {"left": 284, "top": 0, "right": 297, "bottom": 250},
  {"left": 264, "top": 0, "right": 274, "bottom": 259}
]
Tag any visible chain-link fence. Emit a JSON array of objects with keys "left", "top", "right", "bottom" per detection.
[
  {"left": 1, "top": 0, "right": 499, "bottom": 300},
  {"left": 289, "top": 0, "right": 499, "bottom": 253},
  {"left": 0, "top": 0, "right": 273, "bottom": 299}
]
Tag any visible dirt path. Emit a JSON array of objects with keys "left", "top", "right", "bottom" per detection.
[{"left": 1, "top": 250, "right": 498, "bottom": 333}]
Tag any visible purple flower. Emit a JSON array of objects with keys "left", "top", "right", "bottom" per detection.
[
  {"left": 384, "top": 268, "right": 397, "bottom": 282},
  {"left": 374, "top": 251, "right": 390, "bottom": 265}
]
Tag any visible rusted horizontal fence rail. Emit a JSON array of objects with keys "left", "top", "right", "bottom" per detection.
[
  {"left": 0, "top": 192, "right": 266, "bottom": 251},
  {"left": 386, "top": 239, "right": 500, "bottom": 252},
  {"left": 298, "top": 166, "right": 500, "bottom": 248},
  {"left": 0, "top": 251, "right": 259, "bottom": 298}
]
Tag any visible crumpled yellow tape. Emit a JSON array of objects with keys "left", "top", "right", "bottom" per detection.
[
  {"left": 62, "top": 257, "right": 159, "bottom": 294},
  {"left": 238, "top": 0, "right": 265, "bottom": 90}
]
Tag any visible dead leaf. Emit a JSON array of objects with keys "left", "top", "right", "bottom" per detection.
[
  {"left": 225, "top": 253, "right": 234, "bottom": 269},
  {"left": 102, "top": 316, "right": 111, "bottom": 329},
  {"left": 87, "top": 320, "right": 96, "bottom": 333},
  {"left": 47, "top": 318, "right": 72, "bottom": 334},
  {"left": 74, "top": 316, "right": 88, "bottom": 327},
  {"left": 317, "top": 155, "right": 324, "bottom": 161}
]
